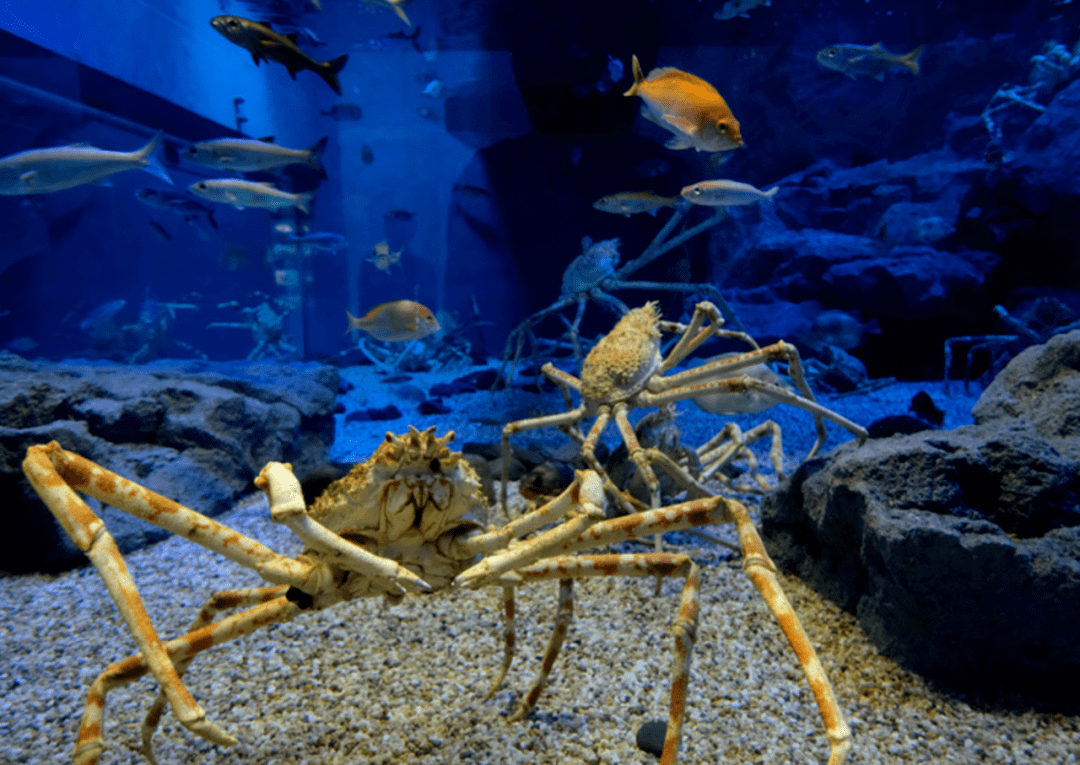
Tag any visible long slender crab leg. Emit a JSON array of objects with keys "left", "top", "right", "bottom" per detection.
[
  {"left": 503, "top": 554, "right": 702, "bottom": 765},
  {"left": 75, "top": 597, "right": 301, "bottom": 765},
  {"left": 485, "top": 585, "right": 517, "bottom": 698},
  {"left": 500, "top": 405, "right": 588, "bottom": 510},
  {"left": 141, "top": 586, "right": 289, "bottom": 760}
]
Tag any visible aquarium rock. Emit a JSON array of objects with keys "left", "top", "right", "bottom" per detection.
[
  {"left": 761, "top": 330, "right": 1080, "bottom": 699},
  {"left": 0, "top": 353, "right": 338, "bottom": 573}
]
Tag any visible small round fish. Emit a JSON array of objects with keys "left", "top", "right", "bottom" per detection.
[
  {"left": 680, "top": 179, "right": 777, "bottom": 206},
  {"left": 623, "top": 54, "right": 743, "bottom": 153},
  {"left": 346, "top": 300, "right": 440, "bottom": 342},
  {"left": 593, "top": 191, "right": 678, "bottom": 217}
]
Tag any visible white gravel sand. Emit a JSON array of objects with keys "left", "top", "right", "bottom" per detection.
[{"left": 2, "top": 371, "right": 1078, "bottom": 765}]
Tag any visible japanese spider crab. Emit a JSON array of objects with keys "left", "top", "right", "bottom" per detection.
[
  {"left": 23, "top": 426, "right": 852, "bottom": 765},
  {"left": 500, "top": 300, "right": 869, "bottom": 513}
]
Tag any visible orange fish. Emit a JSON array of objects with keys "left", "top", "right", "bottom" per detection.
[
  {"left": 346, "top": 300, "right": 440, "bottom": 342},
  {"left": 623, "top": 54, "right": 743, "bottom": 153}
]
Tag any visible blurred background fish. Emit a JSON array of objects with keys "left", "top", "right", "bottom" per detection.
[
  {"left": 321, "top": 103, "right": 363, "bottom": 121},
  {"left": 346, "top": 299, "right": 440, "bottom": 342},
  {"left": 816, "top": 42, "right": 926, "bottom": 80},
  {"left": 135, "top": 188, "right": 218, "bottom": 229},
  {"left": 593, "top": 191, "right": 678, "bottom": 217},
  {"left": 715, "top": 0, "right": 771, "bottom": 21},
  {"left": 188, "top": 179, "right": 314, "bottom": 213},
  {"left": 680, "top": 179, "right": 777, "bottom": 205}
]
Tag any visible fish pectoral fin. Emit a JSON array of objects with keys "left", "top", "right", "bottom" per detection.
[
  {"left": 18, "top": 170, "right": 38, "bottom": 184},
  {"left": 664, "top": 135, "right": 693, "bottom": 150},
  {"left": 661, "top": 114, "right": 699, "bottom": 135},
  {"left": 847, "top": 54, "right": 868, "bottom": 64},
  {"left": 250, "top": 51, "right": 262, "bottom": 66}
]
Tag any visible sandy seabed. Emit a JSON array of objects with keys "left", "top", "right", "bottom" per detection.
[{"left": 2, "top": 367, "right": 1078, "bottom": 765}]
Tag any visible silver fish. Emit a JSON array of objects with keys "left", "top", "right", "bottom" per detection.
[
  {"left": 0, "top": 130, "right": 171, "bottom": 195},
  {"left": 188, "top": 179, "right": 314, "bottom": 214},
  {"left": 183, "top": 136, "right": 328, "bottom": 179},
  {"left": 680, "top": 179, "right": 778, "bottom": 206},
  {"left": 816, "top": 43, "right": 925, "bottom": 81}
]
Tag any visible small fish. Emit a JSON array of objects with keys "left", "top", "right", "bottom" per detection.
[
  {"left": 453, "top": 183, "right": 492, "bottom": 198},
  {"left": 714, "top": 0, "right": 770, "bottom": 21},
  {"left": 183, "top": 136, "right": 328, "bottom": 179},
  {"left": 210, "top": 16, "right": 349, "bottom": 95},
  {"left": 188, "top": 179, "right": 315, "bottom": 214},
  {"left": 362, "top": 0, "right": 413, "bottom": 27},
  {"left": 624, "top": 54, "right": 743, "bottom": 153},
  {"left": 633, "top": 158, "right": 672, "bottom": 178},
  {"left": 6, "top": 337, "right": 38, "bottom": 353},
  {"left": 135, "top": 187, "right": 218, "bottom": 229},
  {"left": 296, "top": 27, "right": 326, "bottom": 46},
  {"left": 416, "top": 106, "right": 440, "bottom": 121},
  {"left": 0, "top": 130, "right": 171, "bottom": 195},
  {"left": 816, "top": 42, "right": 925, "bottom": 81},
  {"left": 680, "top": 179, "right": 777, "bottom": 206},
  {"left": 148, "top": 220, "right": 173, "bottom": 242},
  {"left": 385, "top": 209, "right": 416, "bottom": 221},
  {"left": 388, "top": 26, "right": 422, "bottom": 53},
  {"left": 346, "top": 300, "right": 440, "bottom": 342},
  {"left": 321, "top": 102, "right": 363, "bottom": 121},
  {"left": 219, "top": 243, "right": 250, "bottom": 270},
  {"left": 361, "top": 145, "right": 375, "bottom": 165},
  {"left": 367, "top": 240, "right": 402, "bottom": 272},
  {"left": 607, "top": 55, "right": 624, "bottom": 82},
  {"left": 421, "top": 79, "right": 444, "bottom": 98},
  {"left": 289, "top": 231, "right": 348, "bottom": 253},
  {"left": 79, "top": 299, "right": 126, "bottom": 340},
  {"left": 593, "top": 191, "right": 678, "bottom": 217}
]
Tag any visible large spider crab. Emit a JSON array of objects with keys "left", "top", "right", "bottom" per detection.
[
  {"left": 24, "top": 426, "right": 852, "bottom": 765},
  {"left": 501, "top": 300, "right": 869, "bottom": 513}
]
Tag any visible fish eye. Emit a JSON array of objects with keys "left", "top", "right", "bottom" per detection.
[
  {"left": 826, "top": 49, "right": 837, "bottom": 58},
  {"left": 195, "top": 182, "right": 206, "bottom": 189},
  {"left": 227, "top": 19, "right": 238, "bottom": 27},
  {"left": 692, "top": 187, "right": 703, "bottom": 196}
]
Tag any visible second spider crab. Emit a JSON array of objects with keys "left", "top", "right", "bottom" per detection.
[
  {"left": 500, "top": 300, "right": 869, "bottom": 512},
  {"left": 24, "top": 425, "right": 852, "bottom": 765}
]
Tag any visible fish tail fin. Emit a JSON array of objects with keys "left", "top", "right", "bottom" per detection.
[
  {"left": 294, "top": 191, "right": 316, "bottom": 215},
  {"left": 903, "top": 44, "right": 925, "bottom": 76},
  {"left": 307, "top": 136, "right": 329, "bottom": 180},
  {"left": 137, "top": 129, "right": 173, "bottom": 185},
  {"left": 345, "top": 310, "right": 364, "bottom": 334},
  {"left": 320, "top": 54, "right": 349, "bottom": 96},
  {"left": 763, "top": 186, "right": 779, "bottom": 198},
  {"left": 391, "top": 0, "right": 412, "bottom": 27},
  {"left": 623, "top": 54, "right": 644, "bottom": 97},
  {"left": 205, "top": 207, "right": 218, "bottom": 229}
]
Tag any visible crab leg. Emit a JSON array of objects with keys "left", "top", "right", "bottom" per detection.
[
  {"left": 500, "top": 404, "right": 588, "bottom": 509},
  {"left": 506, "top": 554, "right": 702, "bottom": 765},
  {"left": 485, "top": 585, "right": 517, "bottom": 698},
  {"left": 657, "top": 301, "right": 725, "bottom": 372},
  {"left": 75, "top": 596, "right": 301, "bottom": 765},
  {"left": 141, "top": 586, "right": 289, "bottom": 759}
]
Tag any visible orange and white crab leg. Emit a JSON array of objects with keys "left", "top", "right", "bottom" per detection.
[
  {"left": 581, "top": 405, "right": 644, "bottom": 515},
  {"left": 657, "top": 300, "right": 725, "bottom": 372},
  {"left": 73, "top": 596, "right": 301, "bottom": 765},
  {"left": 612, "top": 402, "right": 662, "bottom": 509},
  {"left": 141, "top": 586, "right": 290, "bottom": 756},
  {"left": 485, "top": 585, "right": 517, "bottom": 698},
  {"left": 508, "top": 554, "right": 702, "bottom": 765},
  {"left": 728, "top": 501, "right": 853, "bottom": 765},
  {"left": 507, "top": 578, "right": 574, "bottom": 722}
]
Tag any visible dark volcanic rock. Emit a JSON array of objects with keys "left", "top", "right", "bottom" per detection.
[
  {"left": 761, "top": 331, "right": 1080, "bottom": 700},
  {"left": 0, "top": 353, "right": 338, "bottom": 573}
]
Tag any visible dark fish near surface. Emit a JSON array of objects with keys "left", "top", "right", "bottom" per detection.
[
  {"left": 135, "top": 187, "right": 218, "bottom": 229},
  {"left": 321, "top": 103, "right": 363, "bottom": 121},
  {"left": 361, "top": 145, "right": 375, "bottom": 165},
  {"left": 385, "top": 209, "right": 416, "bottom": 221},
  {"left": 816, "top": 42, "right": 925, "bottom": 80},
  {"left": 210, "top": 16, "right": 349, "bottom": 95}
]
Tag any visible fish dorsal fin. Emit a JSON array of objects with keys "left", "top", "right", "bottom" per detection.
[
  {"left": 257, "top": 136, "right": 276, "bottom": 143},
  {"left": 871, "top": 42, "right": 884, "bottom": 50},
  {"left": 256, "top": 181, "right": 276, "bottom": 187}
]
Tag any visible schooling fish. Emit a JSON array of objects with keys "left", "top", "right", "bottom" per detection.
[
  {"left": 183, "top": 136, "right": 328, "bottom": 179},
  {"left": 623, "top": 54, "right": 743, "bottom": 153},
  {"left": 135, "top": 187, "right": 218, "bottom": 229},
  {"left": 210, "top": 16, "right": 349, "bottom": 95},
  {"left": 188, "top": 179, "right": 315, "bottom": 214},
  {"left": 0, "top": 130, "right": 171, "bottom": 195},
  {"left": 346, "top": 300, "right": 440, "bottom": 342},
  {"left": 593, "top": 191, "right": 678, "bottom": 217},
  {"left": 680, "top": 179, "right": 777, "bottom": 206},
  {"left": 816, "top": 42, "right": 925, "bottom": 81}
]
